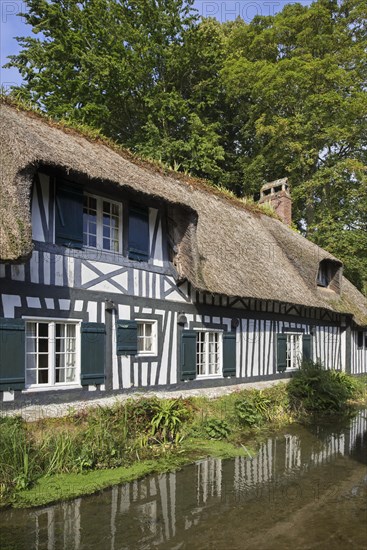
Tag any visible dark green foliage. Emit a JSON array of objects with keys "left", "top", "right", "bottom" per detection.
[
  {"left": 148, "top": 399, "right": 191, "bottom": 443},
  {"left": 235, "top": 391, "right": 272, "bottom": 427},
  {"left": 203, "top": 419, "right": 231, "bottom": 440},
  {"left": 288, "top": 360, "right": 364, "bottom": 413}
]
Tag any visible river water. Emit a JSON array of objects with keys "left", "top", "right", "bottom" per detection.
[{"left": 1, "top": 410, "right": 366, "bottom": 550}]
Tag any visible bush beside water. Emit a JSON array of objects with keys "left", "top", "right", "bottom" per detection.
[{"left": 0, "top": 363, "right": 366, "bottom": 507}]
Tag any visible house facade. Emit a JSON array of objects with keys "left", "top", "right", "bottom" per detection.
[{"left": 0, "top": 102, "right": 366, "bottom": 404}]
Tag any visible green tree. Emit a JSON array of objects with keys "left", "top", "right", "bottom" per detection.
[{"left": 221, "top": 0, "right": 367, "bottom": 292}]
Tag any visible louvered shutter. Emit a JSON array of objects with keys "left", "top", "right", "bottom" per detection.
[
  {"left": 277, "top": 334, "right": 287, "bottom": 372},
  {"left": 223, "top": 332, "right": 236, "bottom": 377},
  {"left": 0, "top": 319, "right": 25, "bottom": 390},
  {"left": 80, "top": 323, "right": 105, "bottom": 385},
  {"left": 55, "top": 180, "right": 83, "bottom": 248},
  {"left": 116, "top": 320, "right": 138, "bottom": 355},
  {"left": 128, "top": 204, "right": 149, "bottom": 261},
  {"left": 180, "top": 330, "right": 197, "bottom": 381},
  {"left": 302, "top": 334, "right": 313, "bottom": 361}
]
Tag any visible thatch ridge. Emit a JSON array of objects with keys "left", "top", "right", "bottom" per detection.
[{"left": 1, "top": 100, "right": 366, "bottom": 327}]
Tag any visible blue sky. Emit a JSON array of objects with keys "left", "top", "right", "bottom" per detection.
[{"left": 1, "top": 1, "right": 312, "bottom": 89}]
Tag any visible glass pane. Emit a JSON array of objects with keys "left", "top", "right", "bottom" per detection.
[
  {"left": 56, "top": 369, "right": 65, "bottom": 383},
  {"left": 103, "top": 225, "right": 110, "bottom": 238},
  {"left": 26, "top": 337, "right": 36, "bottom": 353},
  {"left": 103, "top": 201, "right": 110, "bottom": 214},
  {"left": 145, "top": 337, "right": 152, "bottom": 351},
  {"left": 89, "top": 197, "right": 97, "bottom": 210},
  {"left": 66, "top": 325, "right": 76, "bottom": 338},
  {"left": 111, "top": 204, "right": 119, "bottom": 217},
  {"left": 55, "top": 354, "right": 65, "bottom": 369},
  {"left": 89, "top": 222, "right": 97, "bottom": 234},
  {"left": 66, "top": 369, "right": 76, "bottom": 383},
  {"left": 39, "top": 338, "right": 48, "bottom": 353},
  {"left": 89, "top": 235, "right": 97, "bottom": 247},
  {"left": 103, "top": 238, "right": 110, "bottom": 250},
  {"left": 38, "top": 369, "right": 48, "bottom": 384},
  {"left": 145, "top": 324, "right": 152, "bottom": 337},
  {"left": 26, "top": 322, "right": 36, "bottom": 337},
  {"left": 137, "top": 338, "right": 144, "bottom": 352},
  {"left": 56, "top": 324, "right": 64, "bottom": 338},
  {"left": 26, "top": 354, "right": 36, "bottom": 370},
  {"left": 39, "top": 323, "right": 48, "bottom": 337},
  {"left": 103, "top": 214, "right": 111, "bottom": 226},
  {"left": 39, "top": 354, "right": 49, "bottom": 369},
  {"left": 26, "top": 369, "right": 37, "bottom": 385},
  {"left": 138, "top": 324, "right": 144, "bottom": 337}
]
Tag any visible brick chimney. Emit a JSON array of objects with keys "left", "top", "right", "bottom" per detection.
[{"left": 259, "top": 178, "right": 292, "bottom": 225}]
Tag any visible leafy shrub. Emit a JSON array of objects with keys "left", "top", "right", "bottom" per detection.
[
  {"left": 288, "top": 360, "right": 361, "bottom": 413},
  {"left": 149, "top": 399, "right": 190, "bottom": 443},
  {"left": 235, "top": 390, "right": 271, "bottom": 427},
  {"left": 204, "top": 419, "right": 231, "bottom": 440}
]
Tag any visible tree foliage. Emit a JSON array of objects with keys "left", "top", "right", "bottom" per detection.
[{"left": 5, "top": 0, "right": 367, "bottom": 294}]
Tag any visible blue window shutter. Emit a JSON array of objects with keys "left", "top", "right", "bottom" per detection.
[
  {"left": 116, "top": 320, "right": 138, "bottom": 355},
  {"left": 81, "top": 323, "right": 105, "bottom": 385},
  {"left": 180, "top": 330, "right": 197, "bottom": 381},
  {"left": 0, "top": 319, "right": 25, "bottom": 390},
  {"left": 223, "top": 332, "right": 236, "bottom": 377},
  {"left": 55, "top": 180, "right": 83, "bottom": 248},
  {"left": 303, "top": 334, "right": 312, "bottom": 361},
  {"left": 277, "top": 334, "right": 287, "bottom": 372},
  {"left": 128, "top": 204, "right": 149, "bottom": 261}
]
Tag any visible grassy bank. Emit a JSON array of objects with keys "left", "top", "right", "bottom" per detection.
[{"left": 1, "top": 364, "right": 366, "bottom": 509}]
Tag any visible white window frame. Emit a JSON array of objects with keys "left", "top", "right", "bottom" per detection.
[
  {"left": 286, "top": 332, "right": 303, "bottom": 370},
  {"left": 136, "top": 319, "right": 158, "bottom": 356},
  {"left": 23, "top": 317, "right": 81, "bottom": 390},
  {"left": 195, "top": 328, "right": 223, "bottom": 379},
  {"left": 83, "top": 193, "right": 123, "bottom": 253}
]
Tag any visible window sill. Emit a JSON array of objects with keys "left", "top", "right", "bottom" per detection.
[
  {"left": 23, "top": 384, "right": 82, "bottom": 393},
  {"left": 196, "top": 374, "right": 223, "bottom": 380}
]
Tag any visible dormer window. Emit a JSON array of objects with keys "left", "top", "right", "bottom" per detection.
[
  {"left": 317, "top": 259, "right": 342, "bottom": 292},
  {"left": 317, "top": 263, "right": 331, "bottom": 287}
]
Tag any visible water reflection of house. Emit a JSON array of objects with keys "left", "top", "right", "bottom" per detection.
[{"left": 27, "top": 412, "right": 367, "bottom": 549}]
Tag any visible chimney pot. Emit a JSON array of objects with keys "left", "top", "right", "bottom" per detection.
[{"left": 259, "top": 178, "right": 292, "bottom": 225}]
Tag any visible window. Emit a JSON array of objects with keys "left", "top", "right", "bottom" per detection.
[
  {"left": 83, "top": 194, "right": 122, "bottom": 253},
  {"left": 286, "top": 333, "right": 303, "bottom": 370},
  {"left": 196, "top": 331, "right": 222, "bottom": 377},
  {"left": 26, "top": 321, "right": 78, "bottom": 386},
  {"left": 317, "top": 265, "right": 330, "bottom": 287},
  {"left": 137, "top": 321, "right": 157, "bottom": 355}
]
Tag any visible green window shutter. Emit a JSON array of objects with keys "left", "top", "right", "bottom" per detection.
[
  {"left": 277, "top": 334, "right": 287, "bottom": 372},
  {"left": 128, "top": 204, "right": 149, "bottom": 261},
  {"left": 180, "top": 330, "right": 197, "bottom": 381},
  {"left": 80, "top": 323, "right": 105, "bottom": 385},
  {"left": 116, "top": 320, "right": 138, "bottom": 355},
  {"left": 223, "top": 332, "right": 236, "bottom": 377},
  {"left": 0, "top": 319, "right": 25, "bottom": 391},
  {"left": 303, "top": 334, "right": 312, "bottom": 361},
  {"left": 55, "top": 180, "right": 83, "bottom": 248}
]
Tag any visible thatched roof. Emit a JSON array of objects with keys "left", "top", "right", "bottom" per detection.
[{"left": 1, "top": 101, "right": 367, "bottom": 327}]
